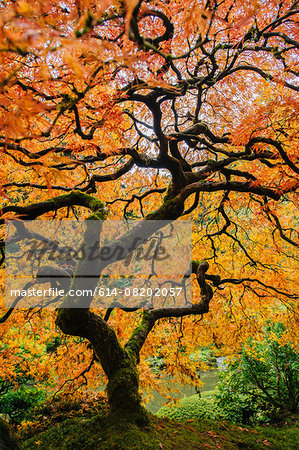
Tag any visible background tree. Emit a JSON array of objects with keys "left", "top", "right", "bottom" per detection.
[
  {"left": 0, "top": 0, "right": 298, "bottom": 426},
  {"left": 215, "top": 321, "right": 298, "bottom": 424}
]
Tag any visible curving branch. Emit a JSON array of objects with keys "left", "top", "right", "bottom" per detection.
[
  {"left": 246, "top": 137, "right": 299, "bottom": 175},
  {"left": 0, "top": 191, "right": 107, "bottom": 222},
  {"left": 125, "top": 261, "right": 214, "bottom": 358},
  {"left": 180, "top": 180, "right": 281, "bottom": 201}
]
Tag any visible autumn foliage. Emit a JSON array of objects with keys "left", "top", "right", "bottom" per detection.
[{"left": 0, "top": 0, "right": 298, "bottom": 420}]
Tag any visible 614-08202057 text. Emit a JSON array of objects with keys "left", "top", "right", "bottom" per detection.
[{"left": 10, "top": 286, "right": 184, "bottom": 299}]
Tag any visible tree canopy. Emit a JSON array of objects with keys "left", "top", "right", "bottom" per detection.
[{"left": 0, "top": 0, "right": 298, "bottom": 423}]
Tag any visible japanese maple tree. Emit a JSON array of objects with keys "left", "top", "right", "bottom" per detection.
[{"left": 0, "top": 0, "right": 298, "bottom": 425}]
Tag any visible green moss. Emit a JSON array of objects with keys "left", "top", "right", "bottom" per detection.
[
  {"left": 18, "top": 395, "right": 108, "bottom": 442},
  {"left": 107, "top": 365, "right": 139, "bottom": 404},
  {"left": 21, "top": 412, "right": 299, "bottom": 450},
  {"left": 126, "top": 310, "right": 153, "bottom": 357},
  {"left": 85, "top": 212, "right": 104, "bottom": 220},
  {"left": 42, "top": 191, "right": 107, "bottom": 219},
  {"left": 146, "top": 195, "right": 184, "bottom": 220},
  {"left": 106, "top": 362, "right": 150, "bottom": 425},
  {"left": 68, "top": 191, "right": 107, "bottom": 219}
]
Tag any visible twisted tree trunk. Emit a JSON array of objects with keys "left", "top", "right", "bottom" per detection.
[{"left": 56, "top": 307, "right": 150, "bottom": 425}]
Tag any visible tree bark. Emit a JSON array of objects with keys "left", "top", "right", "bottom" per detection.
[{"left": 56, "top": 307, "right": 150, "bottom": 425}]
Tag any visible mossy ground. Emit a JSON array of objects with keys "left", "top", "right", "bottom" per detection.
[{"left": 20, "top": 412, "right": 298, "bottom": 449}]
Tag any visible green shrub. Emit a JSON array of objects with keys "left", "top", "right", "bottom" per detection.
[
  {"left": 156, "top": 392, "right": 224, "bottom": 421},
  {"left": 215, "top": 322, "right": 298, "bottom": 424},
  {"left": 157, "top": 323, "right": 298, "bottom": 426},
  {"left": 0, "top": 387, "right": 46, "bottom": 424}
]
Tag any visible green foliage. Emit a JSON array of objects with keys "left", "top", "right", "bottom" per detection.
[
  {"left": 45, "top": 336, "right": 62, "bottom": 354},
  {"left": 0, "top": 387, "right": 45, "bottom": 424},
  {"left": 0, "top": 344, "right": 48, "bottom": 425},
  {"left": 157, "top": 324, "right": 298, "bottom": 426},
  {"left": 189, "top": 346, "right": 218, "bottom": 367},
  {"left": 156, "top": 392, "right": 224, "bottom": 421},
  {"left": 146, "top": 355, "right": 166, "bottom": 375},
  {"left": 216, "top": 322, "right": 298, "bottom": 424},
  {"left": 156, "top": 391, "right": 262, "bottom": 425},
  {"left": 215, "top": 388, "right": 264, "bottom": 425}
]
